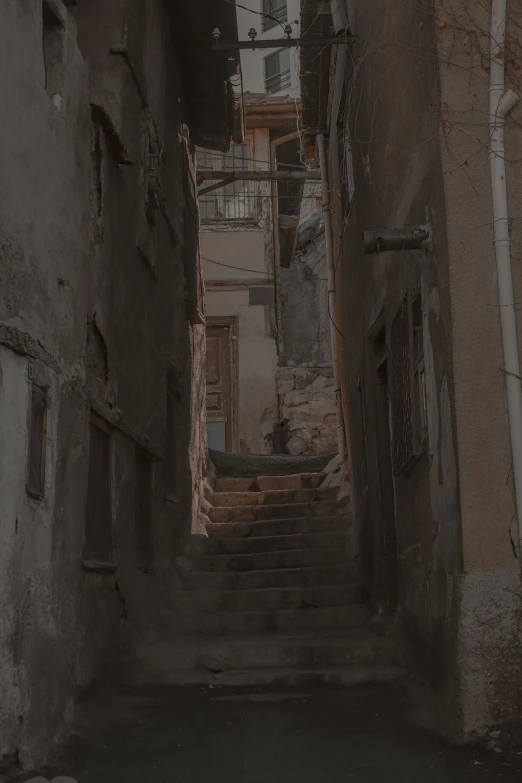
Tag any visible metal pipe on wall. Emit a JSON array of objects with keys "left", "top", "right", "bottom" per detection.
[
  {"left": 317, "top": 133, "right": 347, "bottom": 461},
  {"left": 488, "top": 0, "right": 522, "bottom": 554}
]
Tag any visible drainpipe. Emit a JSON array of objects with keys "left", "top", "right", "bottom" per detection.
[
  {"left": 488, "top": 0, "right": 522, "bottom": 552},
  {"left": 317, "top": 133, "right": 347, "bottom": 461}
]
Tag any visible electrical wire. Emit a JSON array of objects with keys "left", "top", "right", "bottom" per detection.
[
  {"left": 222, "top": 0, "right": 287, "bottom": 32},
  {"left": 201, "top": 255, "right": 274, "bottom": 276}
]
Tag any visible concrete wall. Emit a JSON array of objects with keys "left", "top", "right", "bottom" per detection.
[
  {"left": 327, "top": 0, "right": 522, "bottom": 738},
  {"left": 237, "top": 0, "right": 301, "bottom": 98},
  {"left": 0, "top": 0, "right": 206, "bottom": 767}
]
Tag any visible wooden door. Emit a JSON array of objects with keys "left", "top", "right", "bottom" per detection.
[{"left": 206, "top": 320, "right": 237, "bottom": 452}]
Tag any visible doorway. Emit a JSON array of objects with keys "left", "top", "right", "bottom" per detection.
[{"left": 206, "top": 316, "right": 238, "bottom": 452}]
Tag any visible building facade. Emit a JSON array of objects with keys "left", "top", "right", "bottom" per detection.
[
  {"left": 0, "top": 0, "right": 239, "bottom": 769},
  {"left": 300, "top": 0, "right": 522, "bottom": 738}
]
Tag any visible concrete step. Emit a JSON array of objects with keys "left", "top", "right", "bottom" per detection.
[
  {"left": 137, "top": 629, "right": 395, "bottom": 674},
  {"left": 170, "top": 584, "right": 362, "bottom": 613},
  {"left": 208, "top": 500, "right": 340, "bottom": 525},
  {"left": 160, "top": 602, "right": 370, "bottom": 634},
  {"left": 207, "top": 516, "right": 346, "bottom": 538},
  {"left": 204, "top": 530, "right": 346, "bottom": 555},
  {"left": 136, "top": 664, "right": 406, "bottom": 687},
  {"left": 210, "top": 487, "right": 337, "bottom": 508},
  {"left": 181, "top": 564, "right": 355, "bottom": 591},
  {"left": 197, "top": 546, "right": 349, "bottom": 572}
]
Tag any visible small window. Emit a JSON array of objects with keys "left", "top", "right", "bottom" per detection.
[
  {"left": 412, "top": 293, "right": 427, "bottom": 441},
  {"left": 264, "top": 49, "right": 291, "bottom": 94},
  {"left": 163, "top": 385, "right": 178, "bottom": 497},
  {"left": 27, "top": 384, "right": 47, "bottom": 498},
  {"left": 84, "top": 416, "right": 113, "bottom": 564},
  {"left": 262, "top": 0, "right": 288, "bottom": 31},
  {"left": 42, "top": 1, "right": 65, "bottom": 105},
  {"left": 135, "top": 448, "right": 154, "bottom": 569},
  {"left": 357, "top": 376, "right": 369, "bottom": 488},
  {"left": 336, "top": 83, "right": 354, "bottom": 217},
  {"left": 390, "top": 289, "right": 427, "bottom": 474}
]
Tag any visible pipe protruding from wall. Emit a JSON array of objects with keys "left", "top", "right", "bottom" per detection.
[
  {"left": 363, "top": 227, "right": 430, "bottom": 254},
  {"left": 488, "top": 0, "right": 522, "bottom": 557}
]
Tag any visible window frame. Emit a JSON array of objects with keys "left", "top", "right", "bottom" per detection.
[
  {"left": 262, "top": 0, "right": 288, "bottom": 31},
  {"left": 135, "top": 446, "right": 155, "bottom": 572},
  {"left": 264, "top": 48, "right": 291, "bottom": 94},
  {"left": 83, "top": 413, "right": 115, "bottom": 570},
  {"left": 390, "top": 288, "right": 428, "bottom": 475},
  {"left": 26, "top": 382, "right": 48, "bottom": 500}
]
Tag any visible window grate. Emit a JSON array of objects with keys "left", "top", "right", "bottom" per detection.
[
  {"left": 264, "top": 49, "right": 291, "bottom": 94},
  {"left": 262, "top": 0, "right": 288, "bottom": 31}
]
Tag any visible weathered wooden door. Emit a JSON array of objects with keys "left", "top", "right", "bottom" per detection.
[{"left": 206, "top": 319, "right": 238, "bottom": 452}]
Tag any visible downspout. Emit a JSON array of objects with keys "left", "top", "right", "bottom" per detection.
[
  {"left": 488, "top": 0, "right": 522, "bottom": 552},
  {"left": 317, "top": 133, "right": 347, "bottom": 460}
]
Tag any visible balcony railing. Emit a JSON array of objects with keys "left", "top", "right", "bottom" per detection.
[{"left": 265, "top": 68, "right": 291, "bottom": 94}]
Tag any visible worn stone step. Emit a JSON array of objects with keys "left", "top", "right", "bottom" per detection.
[
  {"left": 208, "top": 500, "right": 340, "bottom": 525},
  {"left": 198, "top": 546, "right": 348, "bottom": 573},
  {"left": 257, "top": 473, "right": 324, "bottom": 491},
  {"left": 136, "top": 629, "right": 395, "bottom": 675},
  {"left": 204, "top": 530, "right": 346, "bottom": 555},
  {"left": 170, "top": 584, "right": 362, "bottom": 613},
  {"left": 207, "top": 516, "right": 347, "bottom": 539},
  {"left": 136, "top": 665, "right": 406, "bottom": 688},
  {"left": 161, "top": 602, "right": 369, "bottom": 634},
  {"left": 182, "top": 564, "right": 355, "bottom": 591},
  {"left": 135, "top": 664, "right": 406, "bottom": 688},
  {"left": 215, "top": 477, "right": 257, "bottom": 492},
  {"left": 210, "top": 487, "right": 337, "bottom": 508}
]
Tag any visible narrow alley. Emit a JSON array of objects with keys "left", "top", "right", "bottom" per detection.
[{"left": 3, "top": 0, "right": 522, "bottom": 780}]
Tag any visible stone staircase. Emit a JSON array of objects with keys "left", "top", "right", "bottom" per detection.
[{"left": 135, "top": 469, "right": 404, "bottom": 687}]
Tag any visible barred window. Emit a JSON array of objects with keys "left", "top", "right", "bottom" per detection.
[
  {"left": 197, "top": 143, "right": 255, "bottom": 220},
  {"left": 84, "top": 415, "right": 113, "bottom": 564},
  {"left": 390, "top": 290, "right": 427, "bottom": 474},
  {"left": 27, "top": 383, "right": 47, "bottom": 498},
  {"left": 262, "top": 0, "right": 288, "bottom": 31},
  {"left": 336, "top": 83, "right": 354, "bottom": 217},
  {"left": 135, "top": 447, "right": 154, "bottom": 570},
  {"left": 264, "top": 49, "right": 291, "bottom": 94}
]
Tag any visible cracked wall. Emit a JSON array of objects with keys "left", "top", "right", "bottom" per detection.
[{"left": 0, "top": 0, "right": 206, "bottom": 769}]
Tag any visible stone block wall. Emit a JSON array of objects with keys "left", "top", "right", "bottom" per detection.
[{"left": 267, "top": 365, "right": 337, "bottom": 455}]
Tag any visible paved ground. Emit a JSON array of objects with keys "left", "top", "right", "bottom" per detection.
[{"left": 15, "top": 681, "right": 522, "bottom": 783}]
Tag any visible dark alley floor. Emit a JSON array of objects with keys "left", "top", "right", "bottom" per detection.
[{"left": 20, "top": 682, "right": 522, "bottom": 783}]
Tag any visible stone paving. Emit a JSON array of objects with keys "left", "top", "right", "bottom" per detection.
[{"left": 20, "top": 682, "right": 522, "bottom": 783}]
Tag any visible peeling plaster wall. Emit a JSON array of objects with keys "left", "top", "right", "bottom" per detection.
[
  {"left": 0, "top": 0, "right": 206, "bottom": 768},
  {"left": 330, "top": 0, "right": 522, "bottom": 738}
]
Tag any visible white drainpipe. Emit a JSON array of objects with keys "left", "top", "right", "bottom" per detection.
[
  {"left": 488, "top": 0, "right": 522, "bottom": 551},
  {"left": 317, "top": 133, "right": 347, "bottom": 461}
]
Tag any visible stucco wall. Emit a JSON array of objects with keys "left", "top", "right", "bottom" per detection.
[
  {"left": 0, "top": 0, "right": 206, "bottom": 767},
  {"left": 330, "top": 0, "right": 522, "bottom": 737}
]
